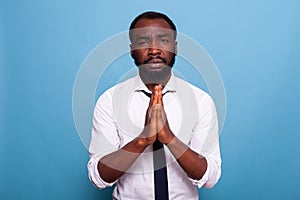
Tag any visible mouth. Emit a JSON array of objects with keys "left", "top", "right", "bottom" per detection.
[
  {"left": 146, "top": 58, "right": 165, "bottom": 64},
  {"left": 144, "top": 57, "right": 167, "bottom": 64},
  {"left": 143, "top": 63, "right": 165, "bottom": 71},
  {"left": 142, "top": 57, "right": 167, "bottom": 70}
]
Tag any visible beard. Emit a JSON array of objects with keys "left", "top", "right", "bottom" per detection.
[
  {"left": 132, "top": 53, "right": 176, "bottom": 85},
  {"left": 138, "top": 64, "right": 172, "bottom": 85}
]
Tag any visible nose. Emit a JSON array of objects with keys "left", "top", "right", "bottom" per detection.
[{"left": 148, "top": 46, "right": 161, "bottom": 56}]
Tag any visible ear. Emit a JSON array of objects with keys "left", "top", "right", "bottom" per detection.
[
  {"left": 174, "top": 41, "right": 178, "bottom": 55},
  {"left": 130, "top": 43, "right": 134, "bottom": 58}
]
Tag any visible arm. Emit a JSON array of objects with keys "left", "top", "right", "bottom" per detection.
[
  {"left": 167, "top": 136, "right": 208, "bottom": 180},
  {"left": 97, "top": 137, "right": 147, "bottom": 183},
  {"left": 155, "top": 86, "right": 207, "bottom": 180},
  {"left": 97, "top": 88, "right": 160, "bottom": 183},
  {"left": 156, "top": 86, "right": 220, "bottom": 183}
]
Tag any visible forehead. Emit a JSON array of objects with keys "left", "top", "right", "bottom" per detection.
[
  {"left": 134, "top": 18, "right": 172, "bottom": 29},
  {"left": 131, "top": 19, "right": 175, "bottom": 39}
]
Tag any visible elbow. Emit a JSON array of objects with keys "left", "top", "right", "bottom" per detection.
[
  {"left": 87, "top": 158, "right": 113, "bottom": 190},
  {"left": 204, "top": 165, "right": 222, "bottom": 189}
]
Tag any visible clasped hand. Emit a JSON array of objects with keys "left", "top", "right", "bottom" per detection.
[{"left": 141, "top": 85, "right": 175, "bottom": 145}]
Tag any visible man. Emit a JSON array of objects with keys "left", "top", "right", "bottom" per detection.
[{"left": 88, "top": 11, "right": 221, "bottom": 199}]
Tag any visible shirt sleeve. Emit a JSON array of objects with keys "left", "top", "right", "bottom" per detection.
[
  {"left": 188, "top": 93, "right": 222, "bottom": 188},
  {"left": 87, "top": 89, "right": 120, "bottom": 189}
]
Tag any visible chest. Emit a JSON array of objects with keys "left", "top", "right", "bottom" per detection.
[{"left": 116, "top": 93, "right": 182, "bottom": 146}]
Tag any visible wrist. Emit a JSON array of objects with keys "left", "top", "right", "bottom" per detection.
[
  {"left": 161, "top": 131, "right": 175, "bottom": 145},
  {"left": 135, "top": 137, "right": 149, "bottom": 149}
]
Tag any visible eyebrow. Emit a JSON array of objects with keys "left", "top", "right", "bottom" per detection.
[
  {"left": 156, "top": 33, "right": 171, "bottom": 38},
  {"left": 134, "top": 33, "right": 172, "bottom": 42},
  {"left": 135, "top": 35, "right": 151, "bottom": 40}
]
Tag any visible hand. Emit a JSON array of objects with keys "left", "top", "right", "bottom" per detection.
[
  {"left": 140, "top": 85, "right": 175, "bottom": 146},
  {"left": 140, "top": 86, "right": 159, "bottom": 145},
  {"left": 155, "top": 86, "right": 175, "bottom": 144}
]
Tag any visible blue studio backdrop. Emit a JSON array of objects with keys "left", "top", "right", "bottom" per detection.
[{"left": 1, "top": 0, "right": 300, "bottom": 199}]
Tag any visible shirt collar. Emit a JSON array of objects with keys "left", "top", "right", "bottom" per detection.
[{"left": 134, "top": 72, "right": 177, "bottom": 94}]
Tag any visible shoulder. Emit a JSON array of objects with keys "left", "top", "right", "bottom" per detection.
[
  {"left": 95, "top": 76, "right": 137, "bottom": 107},
  {"left": 174, "top": 76, "right": 214, "bottom": 105}
]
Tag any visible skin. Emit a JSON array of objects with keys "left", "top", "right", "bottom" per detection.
[{"left": 98, "top": 18, "right": 208, "bottom": 183}]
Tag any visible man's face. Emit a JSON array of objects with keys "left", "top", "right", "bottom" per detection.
[{"left": 130, "top": 19, "right": 177, "bottom": 82}]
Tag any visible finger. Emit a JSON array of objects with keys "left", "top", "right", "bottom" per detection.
[
  {"left": 152, "top": 85, "right": 159, "bottom": 105},
  {"left": 156, "top": 105, "right": 162, "bottom": 132},
  {"left": 157, "top": 85, "right": 163, "bottom": 106},
  {"left": 156, "top": 105, "right": 165, "bottom": 132},
  {"left": 146, "top": 87, "right": 158, "bottom": 125},
  {"left": 145, "top": 106, "right": 152, "bottom": 125},
  {"left": 150, "top": 104, "right": 157, "bottom": 136},
  {"left": 151, "top": 105, "right": 157, "bottom": 121},
  {"left": 149, "top": 90, "right": 155, "bottom": 106},
  {"left": 146, "top": 93, "right": 154, "bottom": 125}
]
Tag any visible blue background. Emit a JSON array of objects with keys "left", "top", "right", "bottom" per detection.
[{"left": 1, "top": 0, "right": 300, "bottom": 199}]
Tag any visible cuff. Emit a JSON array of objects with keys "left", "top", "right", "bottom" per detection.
[
  {"left": 188, "top": 157, "right": 221, "bottom": 189},
  {"left": 87, "top": 157, "right": 117, "bottom": 189}
]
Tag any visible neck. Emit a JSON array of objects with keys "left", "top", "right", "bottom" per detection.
[{"left": 139, "top": 71, "right": 171, "bottom": 93}]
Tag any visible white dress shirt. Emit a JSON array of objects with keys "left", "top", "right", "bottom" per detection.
[{"left": 88, "top": 73, "right": 222, "bottom": 200}]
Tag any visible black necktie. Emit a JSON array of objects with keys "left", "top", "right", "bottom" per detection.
[
  {"left": 153, "top": 139, "right": 169, "bottom": 200},
  {"left": 140, "top": 90, "right": 169, "bottom": 200}
]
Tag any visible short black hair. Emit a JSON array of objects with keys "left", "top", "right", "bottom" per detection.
[{"left": 129, "top": 11, "right": 177, "bottom": 42}]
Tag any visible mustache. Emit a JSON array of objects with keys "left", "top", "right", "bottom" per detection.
[{"left": 143, "top": 56, "right": 167, "bottom": 64}]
